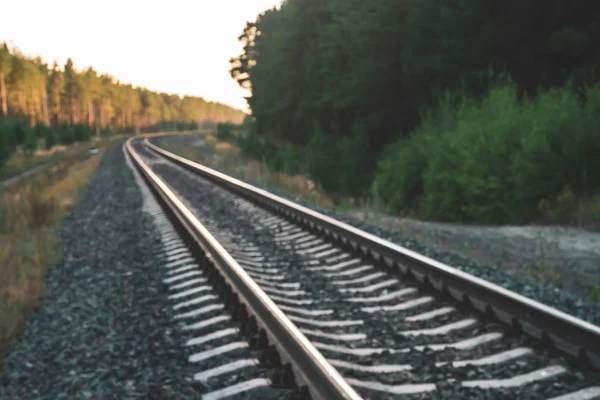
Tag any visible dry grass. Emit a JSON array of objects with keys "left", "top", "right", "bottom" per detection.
[
  {"left": 161, "top": 137, "right": 334, "bottom": 208},
  {"left": 214, "top": 142, "right": 240, "bottom": 153},
  {"left": 34, "top": 145, "right": 68, "bottom": 157},
  {"left": 0, "top": 142, "right": 90, "bottom": 183},
  {"left": 203, "top": 133, "right": 218, "bottom": 147},
  {"left": 0, "top": 138, "right": 119, "bottom": 359},
  {"left": 1, "top": 134, "right": 131, "bottom": 184}
]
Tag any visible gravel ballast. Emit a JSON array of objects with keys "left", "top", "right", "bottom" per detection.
[
  {"left": 135, "top": 142, "right": 600, "bottom": 400},
  {"left": 153, "top": 134, "right": 600, "bottom": 327},
  {"left": 0, "top": 144, "right": 200, "bottom": 399}
]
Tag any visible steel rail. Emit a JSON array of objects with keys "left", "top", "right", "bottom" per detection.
[
  {"left": 145, "top": 135, "right": 600, "bottom": 369},
  {"left": 126, "top": 137, "right": 362, "bottom": 400}
]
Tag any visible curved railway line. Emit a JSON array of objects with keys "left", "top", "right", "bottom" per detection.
[{"left": 126, "top": 135, "right": 600, "bottom": 400}]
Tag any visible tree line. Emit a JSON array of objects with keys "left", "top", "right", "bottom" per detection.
[
  {"left": 229, "top": 0, "right": 600, "bottom": 224},
  {"left": 0, "top": 43, "right": 245, "bottom": 131},
  {"left": 0, "top": 42, "right": 245, "bottom": 169}
]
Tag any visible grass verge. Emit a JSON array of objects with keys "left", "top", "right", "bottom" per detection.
[
  {"left": 0, "top": 135, "right": 129, "bottom": 184},
  {"left": 0, "top": 136, "right": 127, "bottom": 362},
  {"left": 160, "top": 134, "right": 335, "bottom": 209}
]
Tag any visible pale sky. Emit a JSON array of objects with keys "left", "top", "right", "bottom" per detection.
[{"left": 0, "top": 0, "right": 281, "bottom": 113}]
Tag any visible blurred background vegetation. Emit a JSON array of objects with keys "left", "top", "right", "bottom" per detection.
[
  {"left": 225, "top": 0, "right": 600, "bottom": 228},
  {"left": 0, "top": 43, "right": 245, "bottom": 173}
]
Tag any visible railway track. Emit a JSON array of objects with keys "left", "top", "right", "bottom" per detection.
[{"left": 126, "top": 135, "right": 600, "bottom": 400}]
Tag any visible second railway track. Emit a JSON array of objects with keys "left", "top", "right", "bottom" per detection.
[{"left": 127, "top": 135, "right": 600, "bottom": 400}]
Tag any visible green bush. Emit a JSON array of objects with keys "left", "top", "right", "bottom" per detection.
[
  {"left": 233, "top": 126, "right": 305, "bottom": 176},
  {"left": 72, "top": 124, "right": 91, "bottom": 142},
  {"left": 13, "top": 121, "right": 28, "bottom": 146},
  {"left": 421, "top": 86, "right": 523, "bottom": 222},
  {"left": 237, "top": 131, "right": 266, "bottom": 160},
  {"left": 278, "top": 145, "right": 303, "bottom": 175},
  {"left": 59, "top": 123, "right": 74, "bottom": 145},
  {"left": 216, "top": 123, "right": 234, "bottom": 140},
  {"left": 336, "top": 122, "right": 373, "bottom": 198},
  {"left": 23, "top": 126, "right": 37, "bottom": 155},
  {"left": 306, "top": 123, "right": 372, "bottom": 199},
  {"left": 45, "top": 127, "right": 58, "bottom": 150},
  {"left": 0, "top": 120, "right": 17, "bottom": 150},
  {"left": 306, "top": 129, "right": 339, "bottom": 194},
  {"left": 0, "top": 121, "right": 12, "bottom": 168},
  {"left": 376, "top": 99, "right": 457, "bottom": 213},
  {"left": 581, "top": 83, "right": 600, "bottom": 193},
  {"left": 511, "top": 83, "right": 592, "bottom": 216},
  {"left": 0, "top": 119, "right": 25, "bottom": 167},
  {"left": 375, "top": 80, "right": 600, "bottom": 224},
  {"left": 35, "top": 123, "right": 47, "bottom": 139}
]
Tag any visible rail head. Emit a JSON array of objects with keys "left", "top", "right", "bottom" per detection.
[
  {"left": 145, "top": 135, "right": 600, "bottom": 369},
  {"left": 126, "top": 137, "right": 362, "bottom": 400}
]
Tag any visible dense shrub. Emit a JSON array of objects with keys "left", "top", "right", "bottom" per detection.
[
  {"left": 59, "top": 123, "right": 74, "bottom": 145},
  {"left": 424, "top": 87, "right": 525, "bottom": 222},
  {"left": 305, "top": 130, "right": 338, "bottom": 194},
  {"left": 305, "top": 123, "right": 372, "bottom": 199},
  {"left": 0, "top": 119, "right": 24, "bottom": 167},
  {"left": 336, "top": 123, "right": 373, "bottom": 199},
  {"left": 22, "top": 126, "right": 37, "bottom": 155},
  {"left": 236, "top": 131, "right": 265, "bottom": 160},
  {"left": 35, "top": 123, "right": 47, "bottom": 139},
  {"left": 230, "top": 119, "right": 373, "bottom": 199},
  {"left": 13, "top": 122, "right": 28, "bottom": 146},
  {"left": 376, "top": 100, "right": 457, "bottom": 213},
  {"left": 277, "top": 145, "right": 303, "bottom": 175},
  {"left": 0, "top": 122, "right": 12, "bottom": 168},
  {"left": 44, "top": 126, "right": 58, "bottom": 149},
  {"left": 0, "top": 119, "right": 18, "bottom": 150},
  {"left": 72, "top": 124, "right": 91, "bottom": 142},
  {"left": 216, "top": 123, "right": 234, "bottom": 140},
  {"left": 511, "top": 84, "right": 590, "bottom": 217},
  {"left": 232, "top": 128, "right": 306, "bottom": 177},
  {"left": 375, "top": 81, "right": 600, "bottom": 224}
]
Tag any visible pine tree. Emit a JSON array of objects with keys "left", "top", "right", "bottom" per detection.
[
  {"left": 0, "top": 43, "right": 12, "bottom": 117},
  {"left": 48, "top": 62, "right": 64, "bottom": 129}
]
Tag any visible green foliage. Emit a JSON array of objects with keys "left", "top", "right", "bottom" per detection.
[
  {"left": 59, "top": 123, "right": 74, "bottom": 145},
  {"left": 72, "top": 124, "right": 91, "bottom": 142},
  {"left": 0, "top": 119, "right": 33, "bottom": 167},
  {"left": 1, "top": 42, "right": 245, "bottom": 136},
  {"left": 216, "top": 123, "right": 234, "bottom": 140},
  {"left": 376, "top": 98, "right": 458, "bottom": 213},
  {"left": 51, "top": 122, "right": 91, "bottom": 146},
  {"left": 421, "top": 86, "right": 523, "bottom": 222},
  {"left": 44, "top": 126, "right": 57, "bottom": 150},
  {"left": 306, "top": 129, "right": 337, "bottom": 193},
  {"left": 13, "top": 122, "right": 28, "bottom": 147},
  {"left": 225, "top": 123, "right": 306, "bottom": 178},
  {"left": 231, "top": 0, "right": 600, "bottom": 200},
  {"left": 0, "top": 119, "right": 17, "bottom": 161},
  {"left": 276, "top": 145, "right": 303, "bottom": 175},
  {"left": 0, "top": 121, "right": 12, "bottom": 168},
  {"left": 236, "top": 132, "right": 265, "bottom": 161},
  {"left": 34, "top": 123, "right": 47, "bottom": 139},
  {"left": 376, "top": 80, "right": 600, "bottom": 224},
  {"left": 22, "top": 126, "right": 37, "bottom": 155},
  {"left": 511, "top": 83, "right": 599, "bottom": 216},
  {"left": 306, "top": 123, "right": 373, "bottom": 199},
  {"left": 336, "top": 123, "right": 373, "bottom": 199}
]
